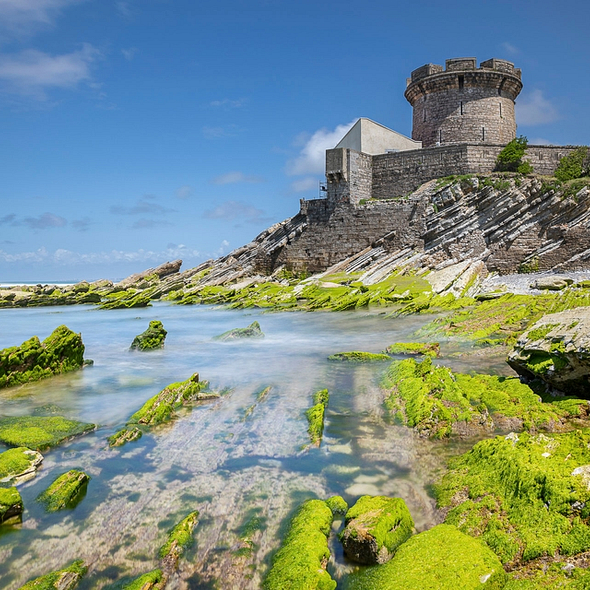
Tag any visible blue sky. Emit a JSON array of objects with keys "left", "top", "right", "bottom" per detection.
[{"left": 0, "top": 0, "right": 588, "bottom": 281}]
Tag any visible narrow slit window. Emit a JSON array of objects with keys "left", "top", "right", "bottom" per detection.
[
  {"left": 458, "top": 75, "right": 464, "bottom": 90},
  {"left": 460, "top": 101, "right": 464, "bottom": 115},
  {"left": 423, "top": 108, "right": 426, "bottom": 122},
  {"left": 482, "top": 127, "right": 486, "bottom": 141},
  {"left": 439, "top": 129, "right": 443, "bottom": 143},
  {"left": 499, "top": 103, "right": 502, "bottom": 118}
]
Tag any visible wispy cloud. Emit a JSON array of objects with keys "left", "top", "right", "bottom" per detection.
[
  {"left": 516, "top": 89, "right": 560, "bottom": 126},
  {"left": 121, "top": 47, "right": 138, "bottom": 61},
  {"left": 286, "top": 120, "right": 356, "bottom": 176},
  {"left": 131, "top": 218, "right": 173, "bottom": 229},
  {"left": 0, "top": 0, "right": 83, "bottom": 39},
  {"left": 0, "top": 214, "right": 17, "bottom": 225},
  {"left": 0, "top": 43, "right": 100, "bottom": 98},
  {"left": 175, "top": 185, "right": 194, "bottom": 199},
  {"left": 210, "top": 98, "right": 246, "bottom": 109},
  {"left": 210, "top": 171, "right": 264, "bottom": 185},
  {"left": 501, "top": 42, "right": 519, "bottom": 55},
  {"left": 116, "top": 1, "right": 133, "bottom": 17},
  {"left": 203, "top": 200, "right": 268, "bottom": 224},
  {"left": 290, "top": 177, "right": 317, "bottom": 193},
  {"left": 202, "top": 124, "right": 240, "bottom": 139},
  {"left": 110, "top": 195, "right": 175, "bottom": 216},
  {"left": 71, "top": 217, "right": 93, "bottom": 231},
  {"left": 22, "top": 212, "right": 67, "bottom": 229}
]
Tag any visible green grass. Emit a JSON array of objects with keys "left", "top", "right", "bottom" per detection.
[
  {"left": 0, "top": 416, "right": 95, "bottom": 451},
  {"left": 37, "top": 470, "right": 90, "bottom": 512},
  {"left": 264, "top": 499, "right": 336, "bottom": 590},
  {"left": 18, "top": 560, "right": 87, "bottom": 590}
]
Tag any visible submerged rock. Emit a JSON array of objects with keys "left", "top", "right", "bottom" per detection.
[
  {"left": 385, "top": 342, "right": 440, "bottom": 357},
  {"left": 0, "top": 416, "right": 95, "bottom": 451},
  {"left": 264, "top": 499, "right": 336, "bottom": 590},
  {"left": 130, "top": 320, "right": 167, "bottom": 351},
  {"left": 327, "top": 351, "right": 391, "bottom": 362},
  {"left": 108, "top": 426, "right": 142, "bottom": 447},
  {"left": 0, "top": 487, "right": 23, "bottom": 524},
  {"left": 340, "top": 496, "right": 414, "bottom": 565},
  {"left": 37, "top": 470, "right": 90, "bottom": 512},
  {"left": 306, "top": 389, "right": 329, "bottom": 447},
  {"left": 121, "top": 569, "right": 164, "bottom": 590},
  {"left": 0, "top": 447, "right": 43, "bottom": 484},
  {"left": 214, "top": 321, "right": 264, "bottom": 341},
  {"left": 18, "top": 560, "right": 87, "bottom": 590},
  {"left": 0, "top": 325, "right": 85, "bottom": 389},
  {"left": 347, "top": 524, "right": 506, "bottom": 590},
  {"left": 507, "top": 308, "right": 590, "bottom": 396},
  {"left": 159, "top": 510, "right": 199, "bottom": 571},
  {"left": 325, "top": 495, "right": 348, "bottom": 516}
]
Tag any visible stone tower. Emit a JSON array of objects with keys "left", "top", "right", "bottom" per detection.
[{"left": 404, "top": 57, "right": 522, "bottom": 147}]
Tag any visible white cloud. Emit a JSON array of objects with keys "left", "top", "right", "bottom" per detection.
[
  {"left": 290, "top": 177, "right": 318, "bottom": 193},
  {"left": 211, "top": 171, "right": 264, "bottom": 185},
  {"left": 203, "top": 200, "right": 267, "bottom": 224},
  {"left": 121, "top": 47, "right": 138, "bottom": 61},
  {"left": 210, "top": 98, "right": 246, "bottom": 109},
  {"left": 501, "top": 42, "right": 519, "bottom": 55},
  {"left": 286, "top": 120, "right": 356, "bottom": 176},
  {"left": 516, "top": 89, "right": 560, "bottom": 126},
  {"left": 528, "top": 137, "right": 557, "bottom": 146},
  {"left": 23, "top": 212, "right": 67, "bottom": 229},
  {"left": 0, "top": 0, "right": 83, "bottom": 38},
  {"left": 175, "top": 185, "right": 194, "bottom": 199},
  {"left": 0, "top": 43, "right": 100, "bottom": 97}
]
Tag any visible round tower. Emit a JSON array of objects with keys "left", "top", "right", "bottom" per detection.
[{"left": 404, "top": 57, "right": 522, "bottom": 147}]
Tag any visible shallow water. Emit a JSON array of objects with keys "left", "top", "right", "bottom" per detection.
[{"left": 0, "top": 303, "right": 507, "bottom": 589}]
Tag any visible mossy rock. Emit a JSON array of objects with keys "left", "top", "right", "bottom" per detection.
[
  {"left": 264, "top": 499, "right": 336, "bottom": 590},
  {"left": 99, "top": 292, "right": 151, "bottom": 310},
  {"left": 328, "top": 351, "right": 391, "bottom": 362},
  {"left": 306, "top": 389, "right": 329, "bottom": 447},
  {"left": 0, "top": 416, "right": 95, "bottom": 451},
  {"left": 436, "top": 430, "right": 590, "bottom": 566},
  {"left": 340, "top": 496, "right": 414, "bottom": 564},
  {"left": 214, "top": 321, "right": 264, "bottom": 341},
  {"left": 326, "top": 495, "right": 348, "bottom": 516},
  {"left": 108, "top": 426, "right": 142, "bottom": 447},
  {"left": 121, "top": 569, "right": 164, "bottom": 590},
  {"left": 385, "top": 342, "right": 440, "bottom": 358},
  {"left": 347, "top": 524, "right": 506, "bottom": 590},
  {"left": 0, "top": 447, "right": 43, "bottom": 484},
  {"left": 130, "top": 320, "right": 167, "bottom": 351},
  {"left": 382, "top": 356, "right": 585, "bottom": 438},
  {"left": 0, "top": 325, "right": 85, "bottom": 389},
  {"left": 0, "top": 486, "right": 23, "bottom": 524},
  {"left": 18, "top": 560, "right": 87, "bottom": 590},
  {"left": 37, "top": 470, "right": 90, "bottom": 512},
  {"left": 159, "top": 510, "right": 199, "bottom": 569}
]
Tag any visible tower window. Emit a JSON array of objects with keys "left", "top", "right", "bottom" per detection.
[
  {"left": 460, "top": 101, "right": 464, "bottom": 115},
  {"left": 439, "top": 129, "right": 443, "bottom": 143},
  {"left": 423, "top": 108, "right": 426, "bottom": 122},
  {"left": 482, "top": 127, "right": 486, "bottom": 141},
  {"left": 499, "top": 103, "right": 502, "bottom": 118},
  {"left": 458, "top": 75, "right": 464, "bottom": 90}
]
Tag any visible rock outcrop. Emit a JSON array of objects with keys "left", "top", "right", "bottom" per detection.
[
  {"left": 130, "top": 320, "right": 167, "bottom": 351},
  {"left": 214, "top": 321, "right": 264, "bottom": 341},
  {"left": 0, "top": 447, "right": 43, "bottom": 484},
  {"left": 37, "top": 470, "right": 90, "bottom": 512},
  {"left": 19, "top": 560, "right": 87, "bottom": 590},
  {"left": 508, "top": 308, "right": 590, "bottom": 396},
  {"left": 0, "top": 487, "right": 23, "bottom": 524}
]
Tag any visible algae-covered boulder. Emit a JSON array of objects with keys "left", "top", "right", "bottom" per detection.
[
  {"left": 436, "top": 430, "right": 590, "bottom": 566},
  {"left": 264, "top": 499, "right": 336, "bottom": 590},
  {"left": 18, "top": 560, "right": 87, "bottom": 590},
  {"left": 347, "top": 524, "right": 506, "bottom": 590},
  {"left": 214, "top": 321, "right": 264, "bottom": 341},
  {"left": 130, "top": 320, "right": 167, "bottom": 351},
  {"left": 121, "top": 569, "right": 164, "bottom": 590},
  {"left": 0, "top": 416, "right": 95, "bottom": 451},
  {"left": 0, "top": 486, "right": 23, "bottom": 524},
  {"left": 99, "top": 292, "right": 151, "bottom": 310},
  {"left": 0, "top": 447, "right": 43, "bottom": 484},
  {"left": 327, "top": 351, "right": 391, "bottom": 362},
  {"left": 37, "top": 470, "right": 90, "bottom": 512},
  {"left": 0, "top": 325, "right": 85, "bottom": 389},
  {"left": 326, "top": 495, "right": 348, "bottom": 516},
  {"left": 340, "top": 496, "right": 414, "bottom": 564},
  {"left": 383, "top": 356, "right": 584, "bottom": 438},
  {"left": 108, "top": 426, "right": 142, "bottom": 447},
  {"left": 159, "top": 510, "right": 199, "bottom": 570},
  {"left": 306, "top": 389, "right": 329, "bottom": 447},
  {"left": 385, "top": 342, "right": 440, "bottom": 357},
  {"left": 508, "top": 308, "right": 590, "bottom": 396}
]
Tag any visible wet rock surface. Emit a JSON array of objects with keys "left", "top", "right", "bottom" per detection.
[
  {"left": 37, "top": 470, "right": 90, "bottom": 512},
  {"left": 214, "top": 320, "right": 264, "bottom": 341}
]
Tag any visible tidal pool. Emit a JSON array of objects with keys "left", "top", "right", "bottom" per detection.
[{"left": 0, "top": 302, "right": 508, "bottom": 589}]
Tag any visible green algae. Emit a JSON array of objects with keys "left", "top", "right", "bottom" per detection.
[
  {"left": 18, "top": 560, "right": 87, "bottom": 590},
  {"left": 325, "top": 495, "right": 348, "bottom": 516},
  {"left": 328, "top": 351, "right": 391, "bottom": 362},
  {"left": 264, "top": 499, "right": 336, "bottom": 590},
  {"left": 130, "top": 320, "right": 167, "bottom": 351},
  {"left": 382, "top": 357, "right": 583, "bottom": 438},
  {"left": 436, "top": 430, "right": 590, "bottom": 566},
  {"left": 0, "top": 416, "right": 95, "bottom": 451},
  {"left": 340, "top": 496, "right": 414, "bottom": 564},
  {"left": 214, "top": 321, "right": 264, "bottom": 341},
  {"left": 243, "top": 386, "right": 272, "bottom": 420},
  {"left": 385, "top": 342, "right": 440, "bottom": 357},
  {"left": 0, "top": 486, "right": 22, "bottom": 524},
  {"left": 306, "top": 389, "right": 329, "bottom": 446},
  {"left": 346, "top": 524, "right": 506, "bottom": 590},
  {"left": 120, "top": 569, "right": 164, "bottom": 590},
  {"left": 0, "top": 447, "right": 41, "bottom": 482},
  {"left": 0, "top": 325, "right": 85, "bottom": 389},
  {"left": 108, "top": 426, "right": 142, "bottom": 447},
  {"left": 37, "top": 470, "right": 90, "bottom": 512},
  {"left": 99, "top": 291, "right": 151, "bottom": 310},
  {"left": 159, "top": 510, "right": 199, "bottom": 565}
]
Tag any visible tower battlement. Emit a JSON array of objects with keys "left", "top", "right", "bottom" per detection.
[{"left": 404, "top": 57, "right": 523, "bottom": 147}]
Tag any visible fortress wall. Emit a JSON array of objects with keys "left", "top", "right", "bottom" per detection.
[{"left": 524, "top": 146, "right": 586, "bottom": 176}]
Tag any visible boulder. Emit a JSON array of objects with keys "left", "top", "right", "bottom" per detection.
[
  {"left": 328, "top": 351, "right": 391, "bottom": 362},
  {"left": 19, "top": 560, "right": 87, "bottom": 590},
  {"left": 130, "top": 320, "right": 167, "bottom": 351},
  {"left": 214, "top": 321, "right": 264, "bottom": 341},
  {"left": 507, "top": 307, "right": 590, "bottom": 396},
  {"left": 37, "top": 470, "right": 90, "bottom": 512},
  {"left": 531, "top": 276, "right": 574, "bottom": 291},
  {"left": 340, "top": 496, "right": 414, "bottom": 564},
  {"left": 0, "top": 447, "right": 43, "bottom": 484},
  {"left": 0, "top": 487, "right": 23, "bottom": 524}
]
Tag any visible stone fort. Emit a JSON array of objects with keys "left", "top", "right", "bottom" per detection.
[{"left": 249, "top": 57, "right": 588, "bottom": 275}]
